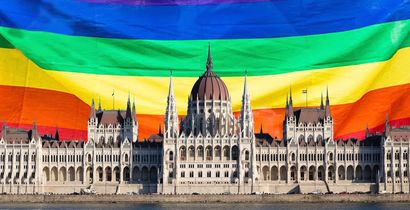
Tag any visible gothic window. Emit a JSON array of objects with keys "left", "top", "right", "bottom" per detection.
[
  {"left": 245, "top": 150, "right": 250, "bottom": 161},
  {"left": 87, "top": 154, "right": 92, "bottom": 163},
  {"left": 298, "top": 135, "right": 305, "bottom": 142},
  {"left": 124, "top": 154, "right": 129, "bottom": 162},
  {"left": 207, "top": 114, "right": 216, "bottom": 135},
  {"left": 169, "top": 151, "right": 174, "bottom": 161},
  {"left": 188, "top": 146, "right": 195, "bottom": 159},
  {"left": 214, "top": 146, "right": 221, "bottom": 159},
  {"left": 232, "top": 146, "right": 239, "bottom": 161},
  {"left": 308, "top": 135, "right": 314, "bottom": 142},
  {"left": 223, "top": 146, "right": 230, "bottom": 160},
  {"left": 316, "top": 135, "right": 323, "bottom": 142},
  {"left": 180, "top": 146, "right": 186, "bottom": 161},
  {"left": 197, "top": 146, "right": 204, "bottom": 159},
  {"left": 206, "top": 146, "right": 213, "bottom": 160}
]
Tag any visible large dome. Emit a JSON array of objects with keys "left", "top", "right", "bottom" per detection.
[{"left": 190, "top": 46, "right": 230, "bottom": 101}]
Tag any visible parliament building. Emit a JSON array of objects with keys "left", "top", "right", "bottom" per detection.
[{"left": 0, "top": 47, "right": 409, "bottom": 195}]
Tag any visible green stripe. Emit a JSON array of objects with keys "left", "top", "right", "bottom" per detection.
[
  {"left": 0, "top": 35, "right": 14, "bottom": 49},
  {"left": 1, "top": 20, "right": 410, "bottom": 77}
]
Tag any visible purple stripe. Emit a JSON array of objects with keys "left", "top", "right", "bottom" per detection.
[{"left": 84, "top": 0, "right": 269, "bottom": 6}]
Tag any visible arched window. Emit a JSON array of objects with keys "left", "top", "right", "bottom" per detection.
[
  {"left": 232, "top": 146, "right": 239, "bottom": 161},
  {"left": 87, "top": 154, "right": 92, "bottom": 163},
  {"left": 206, "top": 146, "right": 213, "bottom": 160},
  {"left": 124, "top": 154, "right": 129, "bottom": 162},
  {"left": 180, "top": 146, "right": 186, "bottom": 161},
  {"left": 188, "top": 146, "right": 195, "bottom": 159},
  {"left": 245, "top": 150, "right": 250, "bottom": 161},
  {"left": 214, "top": 146, "right": 221, "bottom": 159},
  {"left": 223, "top": 146, "right": 230, "bottom": 160},
  {"left": 169, "top": 151, "right": 174, "bottom": 161},
  {"left": 316, "top": 135, "right": 323, "bottom": 142},
  {"left": 308, "top": 135, "right": 314, "bottom": 142},
  {"left": 298, "top": 135, "right": 305, "bottom": 142},
  {"left": 197, "top": 146, "right": 204, "bottom": 159}
]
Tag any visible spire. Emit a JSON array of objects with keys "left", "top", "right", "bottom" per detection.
[
  {"left": 126, "top": 93, "right": 132, "bottom": 119},
  {"left": 132, "top": 97, "right": 136, "bottom": 121},
  {"left": 384, "top": 115, "right": 390, "bottom": 137},
  {"left": 289, "top": 87, "right": 293, "bottom": 106},
  {"left": 326, "top": 86, "right": 330, "bottom": 106},
  {"left": 90, "top": 98, "right": 96, "bottom": 119},
  {"left": 288, "top": 87, "right": 294, "bottom": 117},
  {"left": 90, "top": 98, "right": 97, "bottom": 118},
  {"left": 285, "top": 94, "right": 289, "bottom": 116},
  {"left": 55, "top": 127, "right": 60, "bottom": 141},
  {"left": 158, "top": 124, "right": 162, "bottom": 135},
  {"left": 98, "top": 96, "right": 102, "bottom": 112},
  {"left": 320, "top": 91, "right": 324, "bottom": 109},
  {"left": 243, "top": 71, "right": 249, "bottom": 95},
  {"left": 239, "top": 74, "right": 253, "bottom": 138},
  {"left": 325, "top": 86, "right": 331, "bottom": 117},
  {"left": 206, "top": 43, "right": 213, "bottom": 72},
  {"left": 168, "top": 71, "right": 175, "bottom": 98},
  {"left": 365, "top": 123, "right": 370, "bottom": 138},
  {"left": 32, "top": 118, "right": 40, "bottom": 140},
  {"left": 260, "top": 123, "right": 263, "bottom": 134},
  {"left": 165, "top": 73, "right": 178, "bottom": 138}
]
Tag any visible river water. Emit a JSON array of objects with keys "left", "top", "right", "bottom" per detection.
[{"left": 0, "top": 203, "right": 409, "bottom": 210}]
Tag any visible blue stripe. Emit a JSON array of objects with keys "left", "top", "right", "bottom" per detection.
[{"left": 0, "top": 0, "right": 410, "bottom": 40}]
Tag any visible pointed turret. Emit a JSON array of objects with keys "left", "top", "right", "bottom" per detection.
[
  {"left": 365, "top": 123, "right": 370, "bottom": 138},
  {"left": 89, "top": 98, "right": 96, "bottom": 119},
  {"left": 98, "top": 97, "right": 102, "bottom": 112},
  {"left": 32, "top": 119, "right": 41, "bottom": 140},
  {"left": 260, "top": 124, "right": 263, "bottom": 134},
  {"left": 165, "top": 73, "right": 179, "bottom": 138},
  {"left": 158, "top": 124, "right": 162, "bottom": 135},
  {"left": 132, "top": 97, "right": 136, "bottom": 121},
  {"left": 320, "top": 92, "right": 324, "bottom": 109},
  {"left": 55, "top": 127, "right": 60, "bottom": 141},
  {"left": 125, "top": 93, "right": 132, "bottom": 120},
  {"left": 325, "top": 86, "right": 331, "bottom": 117},
  {"left": 239, "top": 74, "right": 254, "bottom": 138},
  {"left": 288, "top": 87, "right": 294, "bottom": 117},
  {"left": 384, "top": 116, "right": 390, "bottom": 137}
]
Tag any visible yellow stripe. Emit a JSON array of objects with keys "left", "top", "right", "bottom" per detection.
[{"left": 1, "top": 47, "right": 410, "bottom": 115}]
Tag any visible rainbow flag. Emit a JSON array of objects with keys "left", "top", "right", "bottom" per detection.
[{"left": 0, "top": 0, "right": 410, "bottom": 140}]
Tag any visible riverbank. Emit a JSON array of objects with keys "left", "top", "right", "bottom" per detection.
[{"left": 0, "top": 194, "right": 410, "bottom": 203}]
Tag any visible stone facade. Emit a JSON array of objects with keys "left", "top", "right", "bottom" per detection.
[{"left": 0, "top": 47, "right": 408, "bottom": 195}]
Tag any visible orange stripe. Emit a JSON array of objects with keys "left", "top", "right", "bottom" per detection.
[
  {"left": 1, "top": 84, "right": 409, "bottom": 140},
  {"left": 0, "top": 85, "right": 90, "bottom": 131}
]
